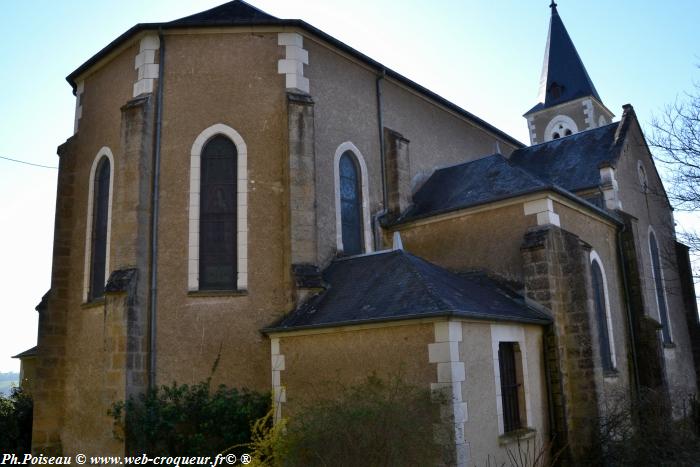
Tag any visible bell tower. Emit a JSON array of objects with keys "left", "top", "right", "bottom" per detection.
[{"left": 524, "top": 1, "right": 614, "bottom": 145}]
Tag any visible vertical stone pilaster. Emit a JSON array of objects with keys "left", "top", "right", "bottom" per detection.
[
  {"left": 32, "top": 139, "right": 77, "bottom": 454},
  {"left": 618, "top": 213, "right": 669, "bottom": 401},
  {"left": 676, "top": 241, "right": 700, "bottom": 394},
  {"left": 383, "top": 128, "right": 411, "bottom": 223},
  {"left": 287, "top": 92, "right": 318, "bottom": 305},
  {"left": 103, "top": 268, "right": 147, "bottom": 455},
  {"left": 521, "top": 226, "right": 600, "bottom": 464}
]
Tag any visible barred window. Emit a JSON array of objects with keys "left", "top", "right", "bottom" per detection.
[
  {"left": 498, "top": 342, "right": 522, "bottom": 433},
  {"left": 199, "top": 135, "right": 237, "bottom": 290},
  {"left": 89, "top": 157, "right": 110, "bottom": 300}
]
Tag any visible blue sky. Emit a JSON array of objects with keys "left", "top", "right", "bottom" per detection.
[{"left": 1, "top": 0, "right": 699, "bottom": 372}]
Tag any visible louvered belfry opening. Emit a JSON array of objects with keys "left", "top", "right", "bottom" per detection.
[{"left": 199, "top": 135, "right": 237, "bottom": 290}]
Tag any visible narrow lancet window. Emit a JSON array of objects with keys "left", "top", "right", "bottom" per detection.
[
  {"left": 199, "top": 135, "right": 238, "bottom": 290},
  {"left": 649, "top": 233, "right": 671, "bottom": 343},
  {"left": 89, "top": 157, "right": 110, "bottom": 300},
  {"left": 591, "top": 260, "right": 614, "bottom": 371},
  {"left": 339, "top": 151, "right": 363, "bottom": 255}
]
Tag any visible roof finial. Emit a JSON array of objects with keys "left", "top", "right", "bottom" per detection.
[{"left": 549, "top": 0, "right": 558, "bottom": 15}]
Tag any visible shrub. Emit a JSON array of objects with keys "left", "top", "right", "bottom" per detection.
[
  {"left": 0, "top": 387, "right": 33, "bottom": 454},
  {"left": 586, "top": 389, "right": 700, "bottom": 466},
  {"left": 248, "top": 375, "right": 441, "bottom": 466},
  {"left": 110, "top": 381, "right": 269, "bottom": 456}
]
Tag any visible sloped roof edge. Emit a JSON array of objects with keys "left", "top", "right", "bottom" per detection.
[{"left": 65, "top": 13, "right": 523, "bottom": 149}]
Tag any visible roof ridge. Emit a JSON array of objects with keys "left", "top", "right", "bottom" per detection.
[
  {"left": 517, "top": 121, "right": 619, "bottom": 151},
  {"left": 399, "top": 252, "right": 453, "bottom": 313}
]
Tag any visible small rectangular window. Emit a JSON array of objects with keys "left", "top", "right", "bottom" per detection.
[{"left": 499, "top": 342, "right": 524, "bottom": 433}]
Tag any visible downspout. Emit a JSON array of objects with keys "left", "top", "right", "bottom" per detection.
[
  {"left": 149, "top": 29, "right": 165, "bottom": 389},
  {"left": 617, "top": 223, "right": 641, "bottom": 400},
  {"left": 373, "top": 68, "right": 388, "bottom": 251}
]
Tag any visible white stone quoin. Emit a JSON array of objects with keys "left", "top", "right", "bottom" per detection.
[
  {"left": 278, "top": 32, "right": 310, "bottom": 94},
  {"left": 133, "top": 34, "right": 160, "bottom": 98},
  {"left": 429, "top": 321, "right": 469, "bottom": 467}
]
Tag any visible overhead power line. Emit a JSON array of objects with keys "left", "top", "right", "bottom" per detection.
[{"left": 0, "top": 155, "right": 58, "bottom": 169}]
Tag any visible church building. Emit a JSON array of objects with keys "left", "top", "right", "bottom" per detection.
[{"left": 26, "top": 1, "right": 699, "bottom": 465}]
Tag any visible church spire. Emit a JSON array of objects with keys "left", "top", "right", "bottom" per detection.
[
  {"left": 533, "top": 2, "right": 600, "bottom": 110},
  {"left": 523, "top": 3, "right": 614, "bottom": 145}
]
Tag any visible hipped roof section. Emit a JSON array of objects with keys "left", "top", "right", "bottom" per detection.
[
  {"left": 65, "top": 0, "right": 523, "bottom": 149},
  {"left": 264, "top": 250, "right": 551, "bottom": 334},
  {"left": 394, "top": 120, "right": 628, "bottom": 226}
]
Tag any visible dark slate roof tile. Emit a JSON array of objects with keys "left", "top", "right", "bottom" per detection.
[
  {"left": 168, "top": 0, "right": 278, "bottom": 25},
  {"left": 509, "top": 122, "right": 620, "bottom": 192},
  {"left": 400, "top": 154, "right": 549, "bottom": 222},
  {"left": 265, "top": 250, "right": 551, "bottom": 332},
  {"left": 12, "top": 346, "right": 38, "bottom": 359}
]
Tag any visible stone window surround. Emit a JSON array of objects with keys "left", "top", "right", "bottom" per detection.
[
  {"left": 333, "top": 142, "right": 373, "bottom": 255},
  {"left": 544, "top": 114, "right": 578, "bottom": 142},
  {"left": 83, "top": 147, "right": 115, "bottom": 303},
  {"left": 188, "top": 123, "right": 248, "bottom": 292},
  {"left": 490, "top": 324, "right": 533, "bottom": 436},
  {"left": 647, "top": 226, "right": 674, "bottom": 343},
  {"left": 589, "top": 250, "right": 618, "bottom": 370}
]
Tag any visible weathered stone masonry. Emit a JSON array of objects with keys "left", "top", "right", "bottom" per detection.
[{"left": 521, "top": 225, "right": 600, "bottom": 464}]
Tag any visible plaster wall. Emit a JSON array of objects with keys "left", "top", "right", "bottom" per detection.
[
  {"left": 277, "top": 323, "right": 435, "bottom": 414},
  {"left": 303, "top": 36, "right": 520, "bottom": 265},
  {"left": 391, "top": 204, "right": 536, "bottom": 282},
  {"left": 55, "top": 42, "right": 138, "bottom": 456},
  {"left": 461, "top": 322, "right": 548, "bottom": 465},
  {"left": 154, "top": 30, "right": 290, "bottom": 390}
]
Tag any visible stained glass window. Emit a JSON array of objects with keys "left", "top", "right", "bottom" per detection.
[
  {"left": 339, "top": 151, "right": 363, "bottom": 255},
  {"left": 591, "top": 260, "right": 614, "bottom": 371},
  {"left": 200, "top": 135, "right": 237, "bottom": 290}
]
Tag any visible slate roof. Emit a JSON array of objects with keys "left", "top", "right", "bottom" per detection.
[
  {"left": 509, "top": 123, "right": 620, "bottom": 192},
  {"left": 65, "top": 1, "right": 522, "bottom": 149},
  {"left": 526, "top": 3, "right": 601, "bottom": 115},
  {"left": 168, "top": 0, "right": 277, "bottom": 25},
  {"left": 12, "top": 346, "right": 38, "bottom": 359},
  {"left": 400, "top": 154, "right": 549, "bottom": 221},
  {"left": 264, "top": 250, "right": 551, "bottom": 333},
  {"left": 391, "top": 121, "right": 625, "bottom": 225}
]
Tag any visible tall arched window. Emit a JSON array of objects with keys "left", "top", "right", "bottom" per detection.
[
  {"left": 199, "top": 135, "right": 237, "bottom": 290},
  {"left": 339, "top": 152, "right": 363, "bottom": 255},
  {"left": 84, "top": 148, "right": 114, "bottom": 302},
  {"left": 333, "top": 142, "right": 371, "bottom": 256},
  {"left": 90, "top": 158, "right": 110, "bottom": 299},
  {"left": 590, "top": 255, "right": 615, "bottom": 372},
  {"left": 649, "top": 231, "right": 672, "bottom": 343},
  {"left": 188, "top": 124, "right": 248, "bottom": 292}
]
